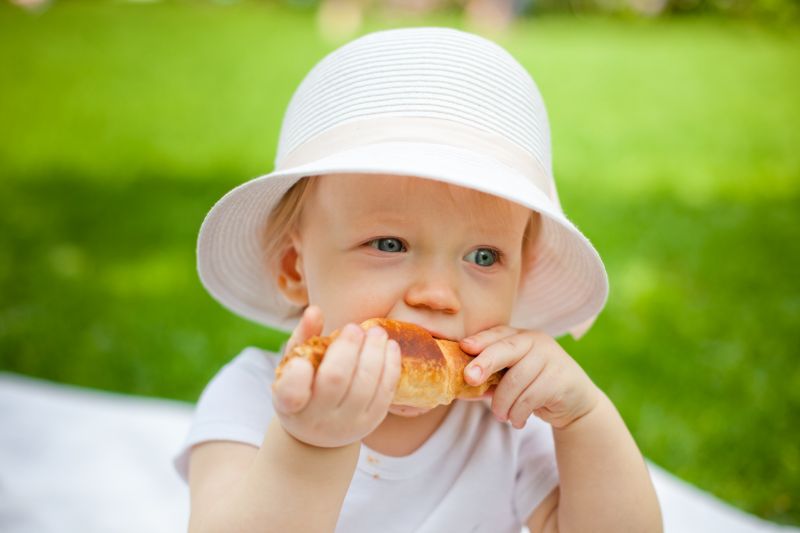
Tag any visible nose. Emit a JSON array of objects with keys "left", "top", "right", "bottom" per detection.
[{"left": 403, "top": 262, "right": 461, "bottom": 314}]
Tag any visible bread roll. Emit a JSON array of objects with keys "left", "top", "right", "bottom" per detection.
[{"left": 275, "top": 318, "right": 504, "bottom": 409}]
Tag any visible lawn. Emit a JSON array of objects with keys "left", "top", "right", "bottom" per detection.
[{"left": 0, "top": 0, "right": 798, "bottom": 524}]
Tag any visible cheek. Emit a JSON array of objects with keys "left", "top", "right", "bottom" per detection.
[
  {"left": 463, "top": 275, "right": 518, "bottom": 331},
  {"left": 305, "top": 258, "right": 407, "bottom": 334}
]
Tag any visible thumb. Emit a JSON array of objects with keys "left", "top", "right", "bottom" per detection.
[{"left": 285, "top": 305, "right": 324, "bottom": 354}]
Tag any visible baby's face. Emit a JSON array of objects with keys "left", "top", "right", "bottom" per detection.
[{"left": 286, "top": 173, "right": 530, "bottom": 415}]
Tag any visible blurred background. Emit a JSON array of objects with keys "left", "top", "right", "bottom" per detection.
[{"left": 0, "top": 0, "right": 798, "bottom": 526}]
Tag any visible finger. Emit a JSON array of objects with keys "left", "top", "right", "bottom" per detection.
[
  {"left": 313, "top": 323, "right": 364, "bottom": 407},
  {"left": 459, "top": 324, "right": 518, "bottom": 355},
  {"left": 506, "top": 373, "right": 557, "bottom": 429},
  {"left": 490, "top": 351, "right": 547, "bottom": 422},
  {"left": 464, "top": 331, "right": 536, "bottom": 386},
  {"left": 272, "top": 358, "right": 314, "bottom": 414},
  {"left": 285, "top": 305, "right": 324, "bottom": 354},
  {"left": 339, "top": 325, "right": 388, "bottom": 409},
  {"left": 366, "top": 338, "right": 402, "bottom": 417}
]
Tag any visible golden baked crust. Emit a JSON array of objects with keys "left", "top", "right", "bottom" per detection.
[{"left": 275, "top": 318, "right": 504, "bottom": 408}]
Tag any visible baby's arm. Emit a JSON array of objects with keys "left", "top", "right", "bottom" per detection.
[
  {"left": 461, "top": 327, "right": 662, "bottom": 533},
  {"left": 186, "top": 306, "right": 401, "bottom": 533},
  {"left": 187, "top": 422, "right": 360, "bottom": 533}
]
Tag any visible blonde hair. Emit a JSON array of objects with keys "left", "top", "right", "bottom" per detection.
[
  {"left": 261, "top": 175, "right": 320, "bottom": 281},
  {"left": 261, "top": 175, "right": 542, "bottom": 281}
]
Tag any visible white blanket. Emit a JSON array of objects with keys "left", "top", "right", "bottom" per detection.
[{"left": 0, "top": 372, "right": 796, "bottom": 533}]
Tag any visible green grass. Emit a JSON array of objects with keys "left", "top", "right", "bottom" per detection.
[{"left": 1, "top": 0, "right": 798, "bottom": 524}]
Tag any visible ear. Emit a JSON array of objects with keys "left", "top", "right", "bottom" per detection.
[{"left": 275, "top": 232, "right": 308, "bottom": 307}]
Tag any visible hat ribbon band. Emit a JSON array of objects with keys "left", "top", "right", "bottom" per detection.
[{"left": 275, "top": 116, "right": 554, "bottom": 199}]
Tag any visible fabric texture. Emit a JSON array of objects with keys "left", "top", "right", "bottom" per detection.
[
  {"left": 3, "top": 372, "right": 799, "bottom": 533},
  {"left": 174, "top": 346, "right": 560, "bottom": 532}
]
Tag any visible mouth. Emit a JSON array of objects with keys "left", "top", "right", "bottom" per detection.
[
  {"left": 409, "top": 323, "right": 458, "bottom": 342},
  {"left": 389, "top": 404, "right": 432, "bottom": 417}
]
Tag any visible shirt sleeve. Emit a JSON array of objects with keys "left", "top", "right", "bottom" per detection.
[
  {"left": 172, "top": 346, "right": 282, "bottom": 483},
  {"left": 513, "top": 417, "right": 560, "bottom": 525}
]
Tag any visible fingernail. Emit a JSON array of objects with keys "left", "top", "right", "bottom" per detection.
[
  {"left": 367, "top": 326, "right": 386, "bottom": 338},
  {"left": 343, "top": 323, "right": 362, "bottom": 339},
  {"left": 467, "top": 364, "right": 482, "bottom": 382},
  {"left": 388, "top": 339, "right": 400, "bottom": 355}
]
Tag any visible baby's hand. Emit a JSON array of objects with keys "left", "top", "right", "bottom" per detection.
[
  {"left": 271, "top": 306, "right": 402, "bottom": 448},
  {"left": 460, "top": 326, "right": 602, "bottom": 430}
]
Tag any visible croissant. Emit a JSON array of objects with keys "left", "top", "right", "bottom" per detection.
[{"left": 275, "top": 318, "right": 505, "bottom": 409}]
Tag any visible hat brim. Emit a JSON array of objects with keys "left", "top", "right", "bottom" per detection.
[{"left": 197, "top": 141, "right": 608, "bottom": 339}]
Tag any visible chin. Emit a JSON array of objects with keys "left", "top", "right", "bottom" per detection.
[{"left": 388, "top": 404, "right": 433, "bottom": 417}]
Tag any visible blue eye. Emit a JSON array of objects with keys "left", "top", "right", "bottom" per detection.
[
  {"left": 465, "top": 248, "right": 499, "bottom": 267},
  {"left": 369, "top": 238, "right": 406, "bottom": 253}
]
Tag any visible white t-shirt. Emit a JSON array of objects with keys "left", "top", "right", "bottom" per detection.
[{"left": 174, "top": 346, "right": 560, "bottom": 533}]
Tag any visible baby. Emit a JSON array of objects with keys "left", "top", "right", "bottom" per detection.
[{"left": 175, "top": 27, "right": 662, "bottom": 532}]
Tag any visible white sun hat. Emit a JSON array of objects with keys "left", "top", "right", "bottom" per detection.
[{"left": 197, "top": 26, "right": 609, "bottom": 340}]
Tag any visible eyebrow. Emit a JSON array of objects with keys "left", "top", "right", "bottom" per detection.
[
  {"left": 347, "top": 210, "right": 521, "bottom": 241},
  {"left": 337, "top": 188, "right": 526, "bottom": 236},
  {"left": 346, "top": 209, "right": 410, "bottom": 226}
]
